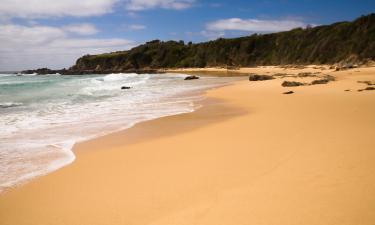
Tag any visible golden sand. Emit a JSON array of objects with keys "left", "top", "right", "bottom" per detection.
[{"left": 1, "top": 66, "right": 375, "bottom": 225}]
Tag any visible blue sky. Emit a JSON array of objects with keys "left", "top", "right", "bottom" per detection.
[{"left": 0, "top": 0, "right": 374, "bottom": 70}]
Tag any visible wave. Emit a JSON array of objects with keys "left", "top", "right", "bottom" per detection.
[
  {"left": 78, "top": 73, "right": 151, "bottom": 96},
  {"left": 17, "top": 73, "right": 37, "bottom": 76},
  {"left": 96, "top": 73, "right": 138, "bottom": 82},
  {"left": 0, "top": 102, "right": 23, "bottom": 108},
  {"left": 0, "top": 73, "right": 238, "bottom": 193}
]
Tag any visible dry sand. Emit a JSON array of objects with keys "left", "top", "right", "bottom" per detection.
[{"left": 1, "top": 66, "right": 375, "bottom": 225}]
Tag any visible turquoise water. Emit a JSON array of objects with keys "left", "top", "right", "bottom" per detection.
[{"left": 0, "top": 72, "right": 237, "bottom": 192}]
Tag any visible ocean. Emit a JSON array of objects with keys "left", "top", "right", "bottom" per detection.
[{"left": 0, "top": 72, "right": 238, "bottom": 192}]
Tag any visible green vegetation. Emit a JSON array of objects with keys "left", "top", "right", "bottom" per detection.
[{"left": 71, "top": 14, "right": 375, "bottom": 72}]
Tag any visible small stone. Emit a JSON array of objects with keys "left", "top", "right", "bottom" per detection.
[{"left": 184, "top": 75, "right": 199, "bottom": 80}]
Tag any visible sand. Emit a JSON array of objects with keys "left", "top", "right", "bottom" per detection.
[{"left": 1, "top": 66, "right": 375, "bottom": 225}]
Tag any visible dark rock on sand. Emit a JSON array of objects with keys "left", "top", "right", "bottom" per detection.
[
  {"left": 184, "top": 75, "right": 200, "bottom": 80},
  {"left": 283, "top": 91, "right": 294, "bottom": 94},
  {"left": 249, "top": 74, "right": 274, "bottom": 81},
  {"left": 311, "top": 79, "right": 330, "bottom": 85},
  {"left": 297, "top": 72, "right": 316, "bottom": 77},
  {"left": 358, "top": 81, "right": 375, "bottom": 86},
  {"left": 357, "top": 86, "right": 375, "bottom": 92},
  {"left": 335, "top": 63, "right": 358, "bottom": 71},
  {"left": 311, "top": 75, "right": 336, "bottom": 85},
  {"left": 281, "top": 81, "right": 305, "bottom": 87},
  {"left": 364, "top": 87, "right": 375, "bottom": 91}
]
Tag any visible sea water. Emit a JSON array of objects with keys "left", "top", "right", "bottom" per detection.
[{"left": 0, "top": 72, "right": 238, "bottom": 192}]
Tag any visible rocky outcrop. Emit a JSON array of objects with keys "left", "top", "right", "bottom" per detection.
[
  {"left": 358, "top": 80, "right": 375, "bottom": 85},
  {"left": 249, "top": 74, "right": 274, "bottom": 81},
  {"left": 282, "top": 81, "right": 306, "bottom": 87},
  {"left": 21, "top": 68, "right": 68, "bottom": 75},
  {"left": 311, "top": 75, "right": 335, "bottom": 85}
]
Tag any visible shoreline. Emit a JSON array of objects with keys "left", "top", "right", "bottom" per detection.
[
  {"left": 1, "top": 66, "right": 375, "bottom": 225},
  {"left": 0, "top": 75, "right": 238, "bottom": 194}
]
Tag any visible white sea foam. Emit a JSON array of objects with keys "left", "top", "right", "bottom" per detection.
[
  {"left": 0, "top": 73, "right": 239, "bottom": 193},
  {"left": 0, "top": 102, "right": 23, "bottom": 108},
  {"left": 97, "top": 73, "right": 138, "bottom": 82}
]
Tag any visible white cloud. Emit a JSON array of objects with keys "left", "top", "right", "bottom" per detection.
[
  {"left": 206, "top": 18, "right": 307, "bottom": 32},
  {"left": 0, "top": 24, "right": 66, "bottom": 46},
  {"left": 0, "top": 0, "right": 195, "bottom": 19},
  {"left": 125, "top": 0, "right": 195, "bottom": 11},
  {"left": 63, "top": 23, "right": 99, "bottom": 35},
  {"left": 0, "top": 24, "right": 135, "bottom": 70},
  {"left": 129, "top": 24, "right": 146, "bottom": 30},
  {"left": 0, "top": 0, "right": 117, "bottom": 18}
]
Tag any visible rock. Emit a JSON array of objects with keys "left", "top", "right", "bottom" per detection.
[
  {"left": 281, "top": 81, "right": 305, "bottom": 87},
  {"left": 324, "top": 75, "right": 336, "bottom": 81},
  {"left": 22, "top": 68, "right": 52, "bottom": 75},
  {"left": 311, "top": 79, "right": 329, "bottom": 85},
  {"left": 358, "top": 81, "right": 375, "bottom": 86},
  {"left": 184, "top": 75, "right": 200, "bottom": 80},
  {"left": 121, "top": 86, "right": 131, "bottom": 90},
  {"left": 364, "top": 87, "right": 375, "bottom": 91},
  {"left": 297, "top": 72, "right": 315, "bottom": 77},
  {"left": 335, "top": 63, "right": 358, "bottom": 71},
  {"left": 283, "top": 91, "right": 294, "bottom": 94},
  {"left": 21, "top": 68, "right": 68, "bottom": 75},
  {"left": 311, "top": 75, "right": 335, "bottom": 85},
  {"left": 344, "top": 89, "right": 351, "bottom": 92},
  {"left": 249, "top": 74, "right": 274, "bottom": 81}
]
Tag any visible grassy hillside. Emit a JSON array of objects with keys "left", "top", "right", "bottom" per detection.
[{"left": 71, "top": 14, "right": 375, "bottom": 73}]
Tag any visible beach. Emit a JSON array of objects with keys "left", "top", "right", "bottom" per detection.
[{"left": 1, "top": 66, "right": 375, "bottom": 225}]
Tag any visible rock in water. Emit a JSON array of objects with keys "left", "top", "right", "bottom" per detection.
[
  {"left": 184, "top": 75, "right": 199, "bottom": 80},
  {"left": 121, "top": 86, "right": 131, "bottom": 90},
  {"left": 249, "top": 74, "right": 274, "bottom": 81}
]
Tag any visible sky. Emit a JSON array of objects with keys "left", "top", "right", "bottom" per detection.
[{"left": 0, "top": 0, "right": 374, "bottom": 71}]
